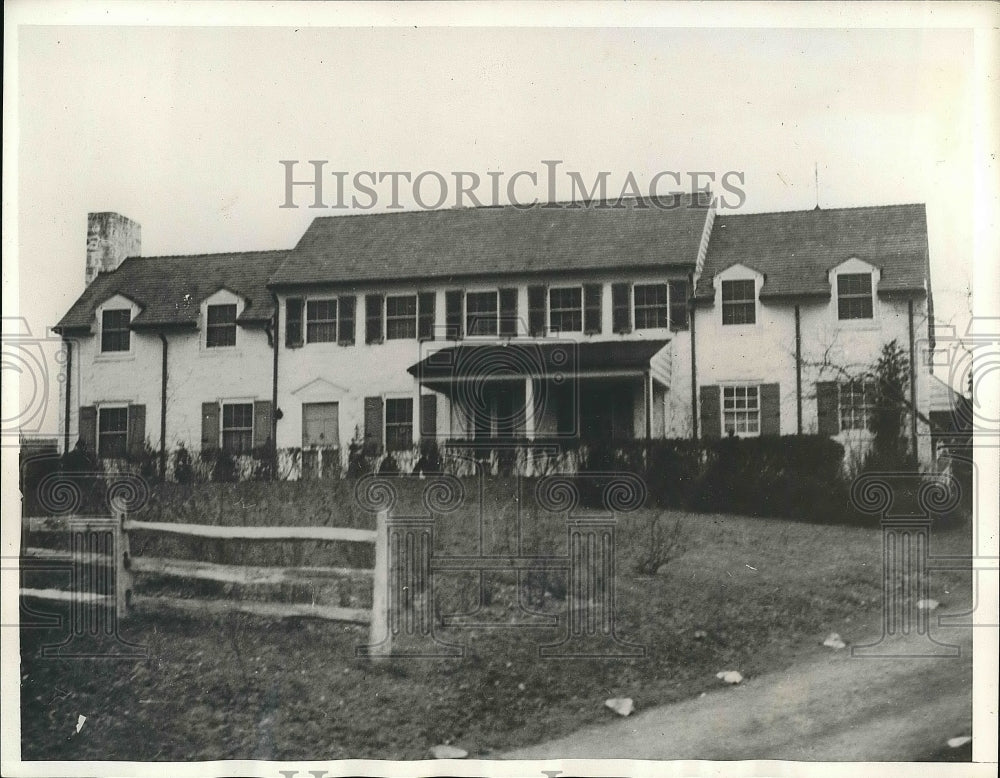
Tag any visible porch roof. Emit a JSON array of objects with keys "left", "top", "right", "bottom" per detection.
[{"left": 407, "top": 339, "right": 671, "bottom": 383}]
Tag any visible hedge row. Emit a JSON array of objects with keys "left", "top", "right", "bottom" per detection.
[{"left": 578, "top": 435, "right": 850, "bottom": 521}]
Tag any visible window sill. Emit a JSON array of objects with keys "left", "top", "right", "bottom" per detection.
[
  {"left": 835, "top": 318, "right": 879, "bottom": 332},
  {"left": 95, "top": 352, "right": 135, "bottom": 363}
]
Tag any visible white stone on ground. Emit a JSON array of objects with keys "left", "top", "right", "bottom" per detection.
[
  {"left": 604, "top": 697, "right": 634, "bottom": 716},
  {"left": 716, "top": 671, "right": 743, "bottom": 684},
  {"left": 822, "top": 632, "right": 847, "bottom": 650},
  {"left": 429, "top": 745, "right": 468, "bottom": 759}
]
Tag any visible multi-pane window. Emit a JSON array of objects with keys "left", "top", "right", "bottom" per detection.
[
  {"left": 385, "top": 398, "right": 413, "bottom": 451},
  {"left": 222, "top": 403, "right": 253, "bottom": 455},
  {"left": 101, "top": 309, "right": 131, "bottom": 352},
  {"left": 839, "top": 380, "right": 875, "bottom": 431},
  {"left": 634, "top": 283, "right": 669, "bottom": 329},
  {"left": 548, "top": 287, "right": 583, "bottom": 332},
  {"left": 386, "top": 295, "right": 417, "bottom": 340},
  {"left": 206, "top": 304, "right": 238, "bottom": 348},
  {"left": 722, "top": 385, "right": 760, "bottom": 436},
  {"left": 466, "top": 291, "right": 498, "bottom": 336},
  {"left": 721, "top": 280, "right": 756, "bottom": 325},
  {"left": 837, "top": 273, "right": 874, "bottom": 320},
  {"left": 306, "top": 299, "right": 338, "bottom": 343},
  {"left": 98, "top": 407, "right": 128, "bottom": 458}
]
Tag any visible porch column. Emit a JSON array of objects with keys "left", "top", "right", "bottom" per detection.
[
  {"left": 524, "top": 377, "right": 535, "bottom": 440},
  {"left": 645, "top": 372, "right": 653, "bottom": 440}
]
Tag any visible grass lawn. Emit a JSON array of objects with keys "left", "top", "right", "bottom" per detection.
[{"left": 20, "top": 478, "right": 973, "bottom": 760}]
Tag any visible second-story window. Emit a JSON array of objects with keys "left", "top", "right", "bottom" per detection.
[
  {"left": 306, "top": 299, "right": 338, "bottom": 343},
  {"left": 101, "top": 309, "right": 131, "bottom": 352},
  {"left": 206, "top": 304, "right": 237, "bottom": 347},
  {"left": 837, "top": 273, "right": 874, "bottom": 320},
  {"left": 386, "top": 295, "right": 417, "bottom": 340},
  {"left": 466, "top": 291, "right": 498, "bottom": 336},
  {"left": 549, "top": 287, "right": 583, "bottom": 332},
  {"left": 634, "top": 283, "right": 669, "bottom": 329},
  {"left": 721, "top": 280, "right": 756, "bottom": 325}
]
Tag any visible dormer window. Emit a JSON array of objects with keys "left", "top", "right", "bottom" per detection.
[
  {"left": 837, "top": 273, "right": 874, "bottom": 320},
  {"left": 721, "top": 280, "right": 756, "bottom": 325},
  {"left": 101, "top": 309, "right": 131, "bottom": 352},
  {"left": 206, "top": 304, "right": 237, "bottom": 347}
]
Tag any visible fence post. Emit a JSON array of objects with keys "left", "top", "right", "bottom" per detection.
[
  {"left": 368, "top": 508, "right": 390, "bottom": 657},
  {"left": 115, "top": 506, "right": 132, "bottom": 620}
]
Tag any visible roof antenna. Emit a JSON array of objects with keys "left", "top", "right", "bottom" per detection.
[{"left": 814, "top": 162, "right": 821, "bottom": 210}]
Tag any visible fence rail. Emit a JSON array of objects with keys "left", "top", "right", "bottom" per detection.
[{"left": 20, "top": 511, "right": 389, "bottom": 652}]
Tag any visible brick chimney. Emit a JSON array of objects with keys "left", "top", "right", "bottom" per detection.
[{"left": 85, "top": 212, "right": 141, "bottom": 286}]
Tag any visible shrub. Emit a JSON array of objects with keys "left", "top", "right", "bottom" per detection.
[
  {"left": 632, "top": 511, "right": 687, "bottom": 575},
  {"left": 576, "top": 435, "right": 848, "bottom": 521},
  {"left": 173, "top": 445, "right": 194, "bottom": 484}
]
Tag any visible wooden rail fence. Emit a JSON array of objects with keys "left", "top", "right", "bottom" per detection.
[{"left": 20, "top": 509, "right": 392, "bottom": 655}]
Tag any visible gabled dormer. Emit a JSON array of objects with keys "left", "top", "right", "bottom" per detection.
[
  {"left": 201, "top": 287, "right": 245, "bottom": 350},
  {"left": 829, "top": 257, "right": 880, "bottom": 326},
  {"left": 713, "top": 263, "right": 763, "bottom": 327},
  {"left": 95, "top": 293, "right": 141, "bottom": 356}
]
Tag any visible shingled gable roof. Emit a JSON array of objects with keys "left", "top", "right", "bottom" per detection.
[
  {"left": 270, "top": 195, "right": 712, "bottom": 287},
  {"left": 55, "top": 250, "right": 288, "bottom": 333},
  {"left": 693, "top": 203, "right": 930, "bottom": 301}
]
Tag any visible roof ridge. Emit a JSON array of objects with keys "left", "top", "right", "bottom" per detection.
[
  {"left": 119, "top": 248, "right": 288, "bottom": 262},
  {"left": 715, "top": 202, "right": 926, "bottom": 219},
  {"left": 305, "top": 192, "right": 711, "bottom": 222}
]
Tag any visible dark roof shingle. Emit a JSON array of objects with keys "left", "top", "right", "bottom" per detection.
[
  {"left": 272, "top": 198, "right": 711, "bottom": 287},
  {"left": 55, "top": 250, "right": 288, "bottom": 332},
  {"left": 694, "top": 204, "right": 930, "bottom": 300}
]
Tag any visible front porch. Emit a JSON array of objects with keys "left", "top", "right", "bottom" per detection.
[{"left": 408, "top": 340, "right": 673, "bottom": 445}]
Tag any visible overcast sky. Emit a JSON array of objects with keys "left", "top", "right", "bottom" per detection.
[{"left": 10, "top": 21, "right": 982, "bottom": 433}]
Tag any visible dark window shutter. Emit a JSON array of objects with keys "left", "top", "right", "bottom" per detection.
[
  {"left": 337, "top": 295, "right": 356, "bottom": 345},
  {"left": 445, "top": 290, "right": 463, "bottom": 340},
  {"left": 760, "top": 383, "right": 780, "bottom": 436},
  {"left": 816, "top": 381, "right": 840, "bottom": 436},
  {"left": 612, "top": 283, "right": 632, "bottom": 333},
  {"left": 127, "top": 404, "right": 146, "bottom": 458},
  {"left": 499, "top": 288, "right": 518, "bottom": 337},
  {"left": 253, "top": 400, "right": 273, "bottom": 450},
  {"left": 79, "top": 405, "right": 97, "bottom": 453},
  {"left": 363, "top": 396, "right": 383, "bottom": 455},
  {"left": 699, "top": 386, "right": 721, "bottom": 440},
  {"left": 285, "top": 298, "right": 304, "bottom": 347},
  {"left": 527, "top": 285, "right": 547, "bottom": 336},
  {"left": 420, "top": 394, "right": 437, "bottom": 439},
  {"left": 418, "top": 292, "right": 436, "bottom": 341},
  {"left": 668, "top": 280, "right": 689, "bottom": 330},
  {"left": 584, "top": 283, "right": 602, "bottom": 335},
  {"left": 201, "top": 402, "right": 220, "bottom": 451},
  {"left": 365, "top": 294, "right": 384, "bottom": 344}
]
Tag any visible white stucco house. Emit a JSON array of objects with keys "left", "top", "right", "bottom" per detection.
[{"left": 54, "top": 194, "right": 937, "bottom": 477}]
